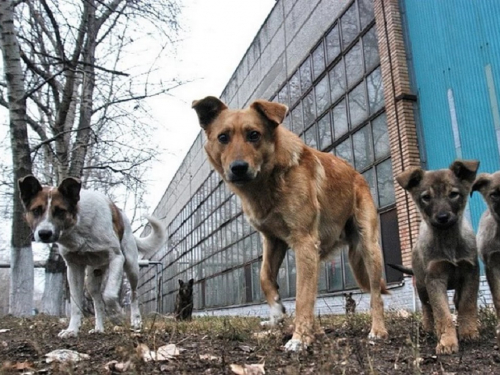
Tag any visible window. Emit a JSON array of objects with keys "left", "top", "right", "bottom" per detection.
[{"left": 157, "top": 0, "right": 399, "bottom": 313}]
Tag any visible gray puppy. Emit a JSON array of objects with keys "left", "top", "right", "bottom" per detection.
[
  {"left": 397, "top": 160, "right": 480, "bottom": 355},
  {"left": 472, "top": 171, "right": 500, "bottom": 345}
]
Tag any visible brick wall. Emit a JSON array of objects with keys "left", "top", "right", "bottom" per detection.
[{"left": 374, "top": 0, "right": 421, "bottom": 267}]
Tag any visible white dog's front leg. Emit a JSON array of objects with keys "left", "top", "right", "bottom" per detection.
[
  {"left": 85, "top": 267, "right": 105, "bottom": 334},
  {"left": 102, "top": 253, "right": 125, "bottom": 326},
  {"left": 59, "top": 263, "right": 85, "bottom": 338}
]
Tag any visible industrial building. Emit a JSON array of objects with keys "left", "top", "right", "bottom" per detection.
[{"left": 138, "top": 0, "right": 500, "bottom": 316}]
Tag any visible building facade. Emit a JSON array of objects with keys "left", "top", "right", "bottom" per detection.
[{"left": 138, "top": 0, "right": 500, "bottom": 316}]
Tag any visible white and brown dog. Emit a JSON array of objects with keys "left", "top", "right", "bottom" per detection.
[{"left": 18, "top": 175, "right": 166, "bottom": 338}]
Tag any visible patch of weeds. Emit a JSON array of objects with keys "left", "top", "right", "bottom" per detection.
[{"left": 478, "top": 305, "right": 497, "bottom": 340}]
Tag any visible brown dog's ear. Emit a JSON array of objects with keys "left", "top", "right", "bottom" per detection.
[
  {"left": 192, "top": 96, "right": 228, "bottom": 129},
  {"left": 18, "top": 175, "right": 43, "bottom": 208},
  {"left": 449, "top": 159, "right": 480, "bottom": 183},
  {"left": 471, "top": 173, "right": 491, "bottom": 196},
  {"left": 58, "top": 177, "right": 81, "bottom": 206},
  {"left": 250, "top": 100, "right": 288, "bottom": 128},
  {"left": 396, "top": 167, "right": 424, "bottom": 191}
]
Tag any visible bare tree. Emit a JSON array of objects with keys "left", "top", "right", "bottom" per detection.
[
  {"left": 0, "top": 0, "right": 34, "bottom": 316},
  {"left": 0, "top": 0, "right": 181, "bottom": 315}
]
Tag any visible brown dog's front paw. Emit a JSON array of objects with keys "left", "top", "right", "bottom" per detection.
[
  {"left": 285, "top": 329, "right": 314, "bottom": 351},
  {"left": 368, "top": 326, "right": 388, "bottom": 340},
  {"left": 436, "top": 335, "right": 458, "bottom": 355},
  {"left": 459, "top": 327, "right": 479, "bottom": 341}
]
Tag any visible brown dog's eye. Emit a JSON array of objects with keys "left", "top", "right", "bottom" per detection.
[
  {"left": 247, "top": 131, "right": 261, "bottom": 143},
  {"left": 218, "top": 133, "right": 229, "bottom": 144},
  {"left": 32, "top": 206, "right": 43, "bottom": 217},
  {"left": 449, "top": 191, "right": 460, "bottom": 199},
  {"left": 491, "top": 191, "right": 500, "bottom": 200}
]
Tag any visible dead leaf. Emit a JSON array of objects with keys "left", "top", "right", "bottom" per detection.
[
  {"left": 230, "top": 363, "right": 265, "bottom": 375},
  {"left": 138, "top": 343, "right": 180, "bottom": 362},
  {"left": 105, "top": 360, "right": 132, "bottom": 373},
  {"left": 252, "top": 330, "right": 273, "bottom": 339},
  {"left": 45, "top": 349, "right": 90, "bottom": 363},
  {"left": 3, "top": 361, "right": 35, "bottom": 371},
  {"left": 156, "top": 344, "right": 180, "bottom": 360},
  {"left": 238, "top": 345, "right": 255, "bottom": 353},
  {"left": 200, "top": 354, "right": 220, "bottom": 361}
]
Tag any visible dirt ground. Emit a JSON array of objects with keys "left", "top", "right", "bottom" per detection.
[{"left": 0, "top": 309, "right": 499, "bottom": 374}]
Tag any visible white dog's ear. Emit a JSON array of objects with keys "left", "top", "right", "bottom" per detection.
[
  {"left": 450, "top": 159, "right": 480, "bottom": 184},
  {"left": 192, "top": 96, "right": 228, "bottom": 129},
  {"left": 18, "top": 175, "right": 43, "bottom": 208},
  {"left": 396, "top": 167, "right": 424, "bottom": 191},
  {"left": 58, "top": 177, "right": 81, "bottom": 206},
  {"left": 250, "top": 99, "right": 288, "bottom": 129},
  {"left": 471, "top": 173, "right": 491, "bottom": 196}
]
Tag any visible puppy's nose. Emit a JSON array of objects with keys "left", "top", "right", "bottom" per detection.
[
  {"left": 38, "top": 229, "right": 53, "bottom": 242},
  {"left": 230, "top": 160, "right": 249, "bottom": 177},
  {"left": 436, "top": 213, "right": 450, "bottom": 224}
]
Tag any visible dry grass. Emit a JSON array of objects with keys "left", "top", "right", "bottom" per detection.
[{"left": 0, "top": 308, "right": 499, "bottom": 374}]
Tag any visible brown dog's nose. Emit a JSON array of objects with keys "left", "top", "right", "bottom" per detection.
[{"left": 230, "top": 160, "right": 249, "bottom": 177}]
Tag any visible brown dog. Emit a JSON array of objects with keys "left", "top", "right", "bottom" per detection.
[
  {"left": 472, "top": 171, "right": 500, "bottom": 345},
  {"left": 396, "top": 160, "right": 480, "bottom": 354},
  {"left": 192, "top": 96, "right": 388, "bottom": 351}
]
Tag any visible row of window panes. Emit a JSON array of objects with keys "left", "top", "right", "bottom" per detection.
[
  {"left": 279, "top": 21, "right": 378, "bottom": 111},
  {"left": 285, "top": 63, "right": 383, "bottom": 141}
]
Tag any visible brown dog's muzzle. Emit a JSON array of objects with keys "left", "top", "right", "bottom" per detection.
[{"left": 227, "top": 160, "right": 256, "bottom": 185}]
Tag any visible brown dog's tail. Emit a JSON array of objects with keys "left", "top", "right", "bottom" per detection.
[
  {"left": 380, "top": 278, "right": 390, "bottom": 295},
  {"left": 348, "top": 247, "right": 391, "bottom": 295}
]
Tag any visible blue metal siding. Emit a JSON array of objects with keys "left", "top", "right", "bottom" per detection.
[{"left": 402, "top": 0, "right": 500, "bottom": 228}]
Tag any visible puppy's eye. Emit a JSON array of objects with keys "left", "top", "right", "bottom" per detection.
[
  {"left": 247, "top": 131, "right": 261, "bottom": 143},
  {"left": 32, "top": 206, "right": 43, "bottom": 217},
  {"left": 218, "top": 133, "right": 229, "bottom": 144},
  {"left": 53, "top": 207, "right": 67, "bottom": 218},
  {"left": 449, "top": 191, "right": 460, "bottom": 199},
  {"left": 491, "top": 191, "right": 500, "bottom": 200},
  {"left": 421, "top": 193, "right": 431, "bottom": 203}
]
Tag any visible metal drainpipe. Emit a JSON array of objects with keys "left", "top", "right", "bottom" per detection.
[{"left": 138, "top": 260, "right": 164, "bottom": 313}]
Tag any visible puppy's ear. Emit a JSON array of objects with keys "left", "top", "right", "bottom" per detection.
[
  {"left": 450, "top": 159, "right": 480, "bottom": 183},
  {"left": 192, "top": 96, "right": 228, "bottom": 129},
  {"left": 471, "top": 173, "right": 491, "bottom": 196},
  {"left": 178, "top": 279, "right": 184, "bottom": 287},
  {"left": 58, "top": 177, "right": 81, "bottom": 206},
  {"left": 18, "top": 175, "right": 43, "bottom": 208},
  {"left": 250, "top": 100, "right": 288, "bottom": 128},
  {"left": 188, "top": 278, "right": 194, "bottom": 286},
  {"left": 396, "top": 167, "right": 424, "bottom": 191}
]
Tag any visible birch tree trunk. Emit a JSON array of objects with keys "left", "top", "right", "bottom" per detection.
[{"left": 0, "top": 0, "right": 34, "bottom": 316}]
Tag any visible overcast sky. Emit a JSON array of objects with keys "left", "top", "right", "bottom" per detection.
[
  {"left": 0, "top": 0, "right": 276, "bottom": 290},
  {"left": 0, "top": 0, "right": 276, "bottom": 210},
  {"left": 142, "top": 0, "right": 277, "bottom": 210}
]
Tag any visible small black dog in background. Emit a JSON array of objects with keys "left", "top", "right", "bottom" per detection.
[
  {"left": 175, "top": 279, "right": 194, "bottom": 321},
  {"left": 344, "top": 292, "right": 356, "bottom": 315}
]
